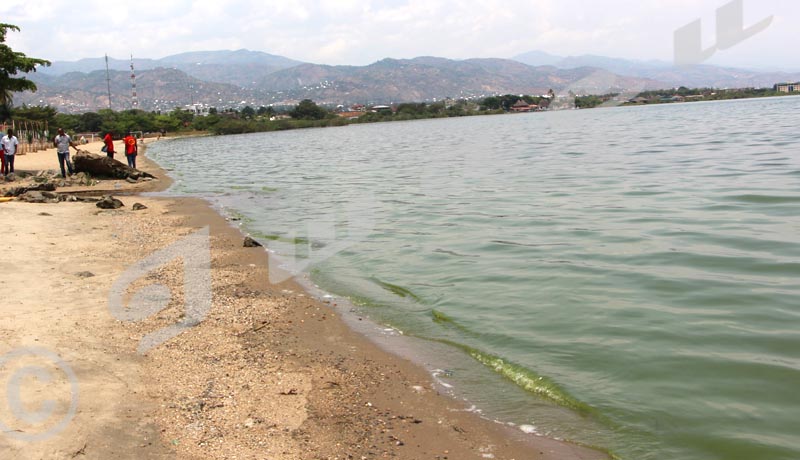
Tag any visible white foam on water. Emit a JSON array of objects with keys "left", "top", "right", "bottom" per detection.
[{"left": 431, "top": 369, "right": 454, "bottom": 389}]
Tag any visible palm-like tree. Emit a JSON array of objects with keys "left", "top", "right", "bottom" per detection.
[{"left": 0, "top": 23, "right": 51, "bottom": 116}]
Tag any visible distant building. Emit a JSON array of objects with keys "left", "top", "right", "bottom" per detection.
[
  {"left": 538, "top": 98, "right": 551, "bottom": 109},
  {"left": 655, "top": 95, "right": 686, "bottom": 103},
  {"left": 510, "top": 99, "right": 536, "bottom": 112},
  {"left": 186, "top": 103, "right": 211, "bottom": 116},
  {"left": 337, "top": 111, "right": 363, "bottom": 120},
  {"left": 774, "top": 82, "right": 799, "bottom": 93}
]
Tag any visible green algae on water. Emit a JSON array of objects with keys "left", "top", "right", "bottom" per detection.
[
  {"left": 433, "top": 338, "right": 594, "bottom": 415},
  {"left": 371, "top": 278, "right": 422, "bottom": 302},
  {"left": 251, "top": 232, "right": 310, "bottom": 245},
  {"left": 431, "top": 309, "right": 475, "bottom": 335}
]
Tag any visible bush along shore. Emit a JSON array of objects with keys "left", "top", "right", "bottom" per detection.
[{"left": 6, "top": 89, "right": 798, "bottom": 140}]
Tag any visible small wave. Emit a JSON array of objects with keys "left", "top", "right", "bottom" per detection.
[
  {"left": 622, "top": 191, "right": 667, "bottom": 196},
  {"left": 702, "top": 172, "right": 746, "bottom": 178},
  {"left": 433, "top": 248, "right": 479, "bottom": 258},
  {"left": 492, "top": 240, "right": 569, "bottom": 248},
  {"left": 410, "top": 282, "right": 456, "bottom": 288},
  {"left": 700, "top": 204, "right": 743, "bottom": 212},
  {"left": 721, "top": 194, "right": 800, "bottom": 204}
]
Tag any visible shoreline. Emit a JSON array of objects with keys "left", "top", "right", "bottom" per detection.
[{"left": 0, "top": 139, "right": 609, "bottom": 459}]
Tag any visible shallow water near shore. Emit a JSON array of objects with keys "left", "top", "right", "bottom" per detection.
[{"left": 149, "top": 96, "right": 800, "bottom": 460}]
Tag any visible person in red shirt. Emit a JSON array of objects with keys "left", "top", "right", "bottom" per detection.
[
  {"left": 123, "top": 132, "right": 138, "bottom": 169},
  {"left": 103, "top": 131, "right": 116, "bottom": 159}
]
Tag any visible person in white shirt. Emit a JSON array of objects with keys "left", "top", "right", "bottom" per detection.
[
  {"left": 0, "top": 134, "right": 5, "bottom": 177},
  {"left": 54, "top": 128, "right": 79, "bottom": 178},
  {"left": 1, "top": 128, "right": 19, "bottom": 176}
]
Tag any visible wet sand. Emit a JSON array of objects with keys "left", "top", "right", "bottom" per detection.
[{"left": 0, "top": 139, "right": 608, "bottom": 459}]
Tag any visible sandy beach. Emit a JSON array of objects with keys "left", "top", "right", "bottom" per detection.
[{"left": 0, "top": 139, "right": 608, "bottom": 459}]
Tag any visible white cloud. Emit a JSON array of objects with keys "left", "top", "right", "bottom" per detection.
[{"left": 0, "top": 0, "right": 796, "bottom": 69}]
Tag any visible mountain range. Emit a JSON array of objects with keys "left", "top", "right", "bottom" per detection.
[
  {"left": 512, "top": 50, "right": 800, "bottom": 89},
  {"left": 36, "top": 49, "right": 302, "bottom": 88},
  {"left": 16, "top": 49, "right": 800, "bottom": 113}
]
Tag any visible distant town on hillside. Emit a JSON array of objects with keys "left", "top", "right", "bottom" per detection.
[{"left": 16, "top": 49, "right": 800, "bottom": 114}]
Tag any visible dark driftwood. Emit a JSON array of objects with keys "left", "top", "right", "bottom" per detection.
[{"left": 73, "top": 151, "right": 155, "bottom": 180}]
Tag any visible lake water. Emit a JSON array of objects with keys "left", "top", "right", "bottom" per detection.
[{"left": 148, "top": 96, "right": 800, "bottom": 460}]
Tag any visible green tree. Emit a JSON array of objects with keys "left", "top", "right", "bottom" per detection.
[
  {"left": 290, "top": 99, "right": 329, "bottom": 120},
  {"left": 137, "top": 111, "right": 157, "bottom": 132},
  {"left": 54, "top": 113, "right": 80, "bottom": 132},
  {"left": 241, "top": 105, "right": 256, "bottom": 119},
  {"left": 191, "top": 113, "right": 221, "bottom": 131},
  {"left": 396, "top": 103, "right": 427, "bottom": 116},
  {"left": 257, "top": 105, "right": 274, "bottom": 117},
  {"left": 78, "top": 111, "right": 103, "bottom": 132},
  {"left": 481, "top": 96, "right": 501, "bottom": 110},
  {"left": 169, "top": 108, "right": 194, "bottom": 126},
  {"left": 154, "top": 114, "right": 180, "bottom": 133},
  {"left": 12, "top": 104, "right": 57, "bottom": 127},
  {"left": 427, "top": 102, "right": 446, "bottom": 115},
  {"left": 498, "top": 94, "right": 522, "bottom": 111},
  {"left": 0, "top": 24, "right": 51, "bottom": 114},
  {"left": 107, "top": 109, "right": 150, "bottom": 134}
]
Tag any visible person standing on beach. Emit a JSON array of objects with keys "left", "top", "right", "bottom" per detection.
[
  {"left": 0, "top": 134, "right": 5, "bottom": 178},
  {"left": 123, "top": 132, "right": 138, "bottom": 169},
  {"left": 54, "top": 128, "right": 79, "bottom": 178},
  {"left": 103, "top": 131, "right": 116, "bottom": 159},
  {"left": 2, "top": 129, "right": 19, "bottom": 176}
]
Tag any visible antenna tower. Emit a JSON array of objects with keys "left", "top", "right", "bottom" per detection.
[
  {"left": 130, "top": 54, "right": 139, "bottom": 108},
  {"left": 105, "top": 54, "right": 112, "bottom": 109}
]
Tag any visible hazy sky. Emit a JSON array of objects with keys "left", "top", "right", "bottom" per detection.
[{"left": 1, "top": 0, "right": 796, "bottom": 70}]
